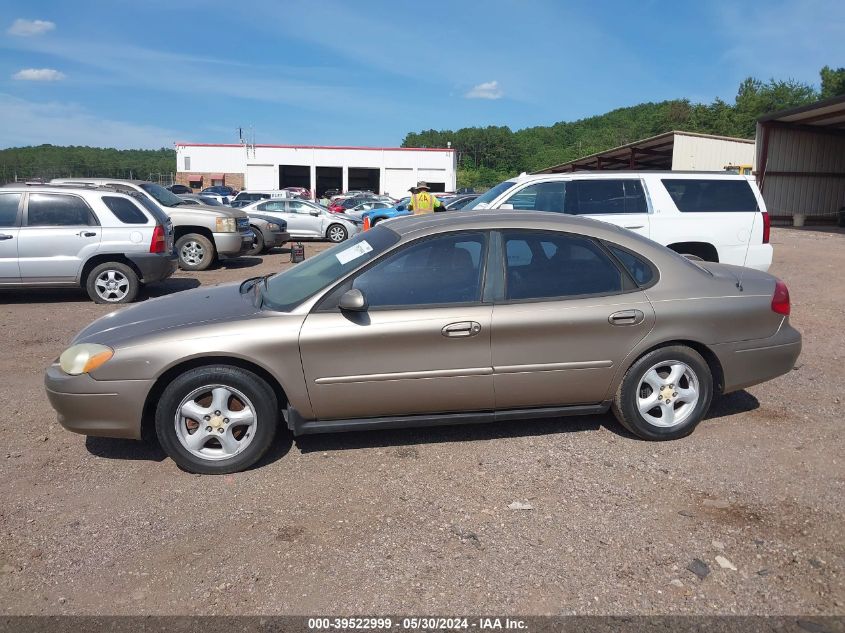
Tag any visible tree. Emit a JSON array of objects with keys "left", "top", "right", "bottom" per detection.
[{"left": 820, "top": 66, "right": 845, "bottom": 99}]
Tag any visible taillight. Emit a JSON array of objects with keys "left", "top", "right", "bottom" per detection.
[
  {"left": 362, "top": 216, "right": 371, "bottom": 231},
  {"left": 762, "top": 211, "right": 770, "bottom": 244},
  {"left": 771, "top": 279, "right": 790, "bottom": 316},
  {"left": 150, "top": 225, "right": 167, "bottom": 253}
]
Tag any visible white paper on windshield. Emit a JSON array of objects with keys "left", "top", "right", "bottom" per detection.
[{"left": 335, "top": 240, "right": 373, "bottom": 265}]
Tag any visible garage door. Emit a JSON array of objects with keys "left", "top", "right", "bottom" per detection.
[
  {"left": 417, "top": 168, "right": 447, "bottom": 192},
  {"left": 384, "top": 168, "right": 413, "bottom": 198},
  {"left": 246, "top": 164, "right": 276, "bottom": 190}
]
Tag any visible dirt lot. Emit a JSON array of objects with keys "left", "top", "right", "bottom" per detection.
[{"left": 0, "top": 228, "right": 843, "bottom": 616}]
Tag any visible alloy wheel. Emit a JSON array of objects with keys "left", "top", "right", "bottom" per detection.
[
  {"left": 174, "top": 384, "right": 257, "bottom": 461},
  {"left": 636, "top": 360, "right": 700, "bottom": 428},
  {"left": 180, "top": 240, "right": 205, "bottom": 266},
  {"left": 94, "top": 269, "right": 130, "bottom": 302}
]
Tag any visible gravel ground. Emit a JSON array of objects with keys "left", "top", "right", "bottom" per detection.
[{"left": 0, "top": 228, "right": 843, "bottom": 616}]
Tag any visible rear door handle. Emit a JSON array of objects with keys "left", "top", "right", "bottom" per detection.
[
  {"left": 78, "top": 231, "right": 97, "bottom": 237},
  {"left": 0, "top": 234, "right": 13, "bottom": 241},
  {"left": 441, "top": 321, "right": 482, "bottom": 337},
  {"left": 608, "top": 309, "right": 645, "bottom": 326},
  {"left": 624, "top": 225, "right": 644, "bottom": 229}
]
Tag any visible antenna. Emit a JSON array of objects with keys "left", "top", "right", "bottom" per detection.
[{"left": 736, "top": 210, "right": 757, "bottom": 292}]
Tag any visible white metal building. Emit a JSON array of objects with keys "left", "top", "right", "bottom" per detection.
[
  {"left": 175, "top": 142, "right": 457, "bottom": 197},
  {"left": 534, "top": 131, "right": 756, "bottom": 174},
  {"left": 756, "top": 95, "right": 845, "bottom": 222}
]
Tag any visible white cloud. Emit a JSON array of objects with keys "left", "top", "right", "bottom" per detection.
[
  {"left": 12, "top": 68, "right": 65, "bottom": 81},
  {"left": 7, "top": 18, "right": 56, "bottom": 37},
  {"left": 0, "top": 94, "right": 183, "bottom": 149},
  {"left": 464, "top": 80, "right": 504, "bottom": 100}
]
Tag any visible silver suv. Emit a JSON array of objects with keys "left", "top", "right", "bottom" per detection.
[
  {"left": 51, "top": 179, "right": 253, "bottom": 271},
  {"left": 0, "top": 184, "right": 176, "bottom": 303}
]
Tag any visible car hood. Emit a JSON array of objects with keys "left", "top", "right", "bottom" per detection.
[
  {"left": 168, "top": 204, "right": 247, "bottom": 219},
  {"left": 72, "top": 282, "right": 264, "bottom": 347}
]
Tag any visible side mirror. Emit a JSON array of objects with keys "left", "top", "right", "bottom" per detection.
[
  {"left": 309, "top": 210, "right": 320, "bottom": 216},
  {"left": 396, "top": 205, "right": 406, "bottom": 211},
  {"left": 338, "top": 288, "right": 368, "bottom": 312},
  {"left": 499, "top": 203, "right": 514, "bottom": 210}
]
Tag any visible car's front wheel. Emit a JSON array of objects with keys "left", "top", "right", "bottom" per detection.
[
  {"left": 155, "top": 365, "right": 279, "bottom": 474},
  {"left": 176, "top": 234, "right": 216, "bottom": 271},
  {"left": 246, "top": 226, "right": 265, "bottom": 257},
  {"left": 326, "top": 224, "right": 348, "bottom": 243},
  {"left": 612, "top": 345, "right": 712, "bottom": 440}
]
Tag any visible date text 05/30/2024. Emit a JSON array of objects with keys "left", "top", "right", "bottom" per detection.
[{"left": 307, "top": 618, "right": 528, "bottom": 630}]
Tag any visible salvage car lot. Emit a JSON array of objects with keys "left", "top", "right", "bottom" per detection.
[{"left": 0, "top": 227, "right": 843, "bottom": 614}]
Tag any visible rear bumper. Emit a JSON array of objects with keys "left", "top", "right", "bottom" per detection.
[
  {"left": 44, "top": 365, "right": 150, "bottom": 440},
  {"left": 214, "top": 231, "right": 253, "bottom": 257},
  {"left": 127, "top": 252, "right": 177, "bottom": 284},
  {"left": 712, "top": 322, "right": 802, "bottom": 393}
]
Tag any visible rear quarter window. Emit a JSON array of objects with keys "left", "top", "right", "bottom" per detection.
[
  {"left": 102, "top": 196, "right": 149, "bottom": 224},
  {"left": 662, "top": 179, "right": 758, "bottom": 212}
]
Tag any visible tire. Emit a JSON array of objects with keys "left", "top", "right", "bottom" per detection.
[
  {"left": 176, "top": 233, "right": 216, "bottom": 271},
  {"left": 85, "top": 261, "right": 139, "bottom": 304},
  {"left": 611, "top": 345, "right": 713, "bottom": 441},
  {"left": 245, "top": 226, "right": 265, "bottom": 257},
  {"left": 326, "top": 224, "right": 348, "bottom": 243},
  {"left": 155, "top": 365, "right": 279, "bottom": 474}
]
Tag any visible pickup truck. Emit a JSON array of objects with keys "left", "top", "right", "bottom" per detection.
[
  {"left": 52, "top": 179, "right": 254, "bottom": 270},
  {"left": 464, "top": 171, "right": 772, "bottom": 271}
]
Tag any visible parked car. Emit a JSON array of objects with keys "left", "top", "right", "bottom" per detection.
[
  {"left": 464, "top": 172, "right": 773, "bottom": 271},
  {"left": 445, "top": 194, "right": 479, "bottom": 210},
  {"left": 44, "top": 211, "right": 801, "bottom": 473},
  {"left": 343, "top": 200, "right": 393, "bottom": 220},
  {"left": 51, "top": 179, "right": 254, "bottom": 271},
  {"left": 244, "top": 214, "right": 290, "bottom": 256},
  {"left": 0, "top": 184, "right": 176, "bottom": 303},
  {"left": 231, "top": 190, "right": 292, "bottom": 207},
  {"left": 177, "top": 194, "right": 223, "bottom": 206},
  {"left": 360, "top": 197, "right": 413, "bottom": 229},
  {"left": 244, "top": 198, "right": 359, "bottom": 242},
  {"left": 282, "top": 186, "right": 312, "bottom": 200},
  {"left": 328, "top": 195, "right": 376, "bottom": 214},
  {"left": 167, "top": 184, "right": 193, "bottom": 195},
  {"left": 200, "top": 186, "right": 238, "bottom": 205},
  {"left": 322, "top": 189, "right": 342, "bottom": 198}
]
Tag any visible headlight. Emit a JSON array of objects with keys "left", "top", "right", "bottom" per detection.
[
  {"left": 215, "top": 217, "right": 237, "bottom": 232},
  {"left": 268, "top": 222, "right": 281, "bottom": 231},
  {"left": 59, "top": 344, "right": 114, "bottom": 375}
]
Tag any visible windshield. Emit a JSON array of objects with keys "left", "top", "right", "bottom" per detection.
[
  {"left": 463, "top": 180, "right": 517, "bottom": 209},
  {"left": 262, "top": 226, "right": 400, "bottom": 311},
  {"left": 140, "top": 182, "right": 185, "bottom": 208},
  {"left": 198, "top": 196, "right": 223, "bottom": 206}
]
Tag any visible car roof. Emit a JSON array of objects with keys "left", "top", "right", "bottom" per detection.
[
  {"left": 2, "top": 183, "right": 131, "bottom": 196},
  {"left": 506, "top": 171, "right": 756, "bottom": 184}
]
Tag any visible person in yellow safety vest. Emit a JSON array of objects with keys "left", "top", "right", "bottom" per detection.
[{"left": 407, "top": 181, "right": 443, "bottom": 215}]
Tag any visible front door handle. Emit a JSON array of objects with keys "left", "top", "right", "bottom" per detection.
[
  {"left": 608, "top": 309, "right": 645, "bottom": 326},
  {"left": 624, "top": 225, "right": 644, "bottom": 229},
  {"left": 441, "top": 321, "right": 482, "bottom": 338},
  {"left": 0, "top": 234, "right": 13, "bottom": 241},
  {"left": 77, "top": 231, "right": 97, "bottom": 237}
]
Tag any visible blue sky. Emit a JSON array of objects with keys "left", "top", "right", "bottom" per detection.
[{"left": 1, "top": 0, "right": 843, "bottom": 149}]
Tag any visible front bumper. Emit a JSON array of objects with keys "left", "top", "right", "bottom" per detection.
[
  {"left": 712, "top": 321, "right": 802, "bottom": 393},
  {"left": 44, "top": 365, "right": 151, "bottom": 440},
  {"left": 127, "top": 252, "right": 178, "bottom": 284},
  {"left": 214, "top": 230, "right": 254, "bottom": 257},
  {"left": 272, "top": 231, "right": 291, "bottom": 247}
]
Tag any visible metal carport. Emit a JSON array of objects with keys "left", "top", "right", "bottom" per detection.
[{"left": 756, "top": 95, "right": 845, "bottom": 224}]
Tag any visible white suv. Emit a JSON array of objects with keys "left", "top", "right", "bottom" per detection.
[{"left": 465, "top": 172, "right": 772, "bottom": 271}]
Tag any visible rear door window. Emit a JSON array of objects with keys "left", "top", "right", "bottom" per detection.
[
  {"left": 26, "top": 194, "right": 97, "bottom": 227},
  {"left": 0, "top": 193, "right": 21, "bottom": 227},
  {"left": 102, "top": 196, "right": 149, "bottom": 224},
  {"left": 661, "top": 179, "right": 758, "bottom": 212},
  {"left": 567, "top": 180, "right": 647, "bottom": 215},
  {"left": 503, "top": 230, "right": 624, "bottom": 301}
]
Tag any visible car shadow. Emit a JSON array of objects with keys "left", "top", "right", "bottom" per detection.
[
  {"left": 85, "top": 436, "right": 167, "bottom": 462},
  {"left": 705, "top": 389, "right": 759, "bottom": 419},
  {"left": 216, "top": 257, "right": 263, "bottom": 270},
  {"left": 144, "top": 277, "right": 201, "bottom": 298},
  {"left": 776, "top": 224, "right": 844, "bottom": 236}
]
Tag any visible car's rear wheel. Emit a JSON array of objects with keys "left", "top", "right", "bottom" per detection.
[
  {"left": 176, "top": 233, "right": 215, "bottom": 271},
  {"left": 246, "top": 226, "right": 265, "bottom": 257},
  {"left": 155, "top": 365, "right": 279, "bottom": 474},
  {"left": 612, "top": 345, "right": 712, "bottom": 440},
  {"left": 327, "top": 224, "right": 348, "bottom": 243},
  {"left": 86, "top": 262, "right": 139, "bottom": 304}
]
